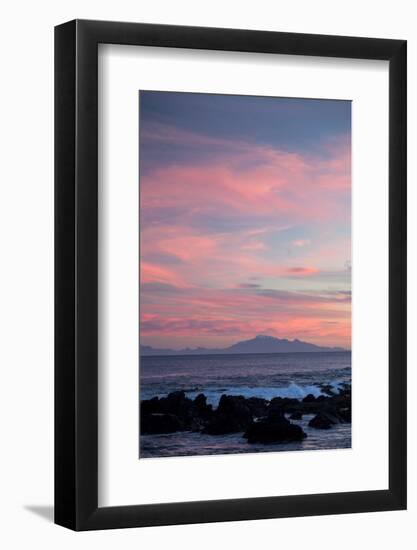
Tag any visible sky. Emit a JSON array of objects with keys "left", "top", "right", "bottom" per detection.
[{"left": 139, "top": 91, "right": 351, "bottom": 350}]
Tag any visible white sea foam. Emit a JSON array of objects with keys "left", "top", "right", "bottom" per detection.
[
  {"left": 180, "top": 379, "right": 347, "bottom": 406},
  {"left": 140, "top": 378, "right": 349, "bottom": 405}
]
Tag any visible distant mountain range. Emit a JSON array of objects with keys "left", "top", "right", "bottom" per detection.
[{"left": 140, "top": 334, "right": 346, "bottom": 356}]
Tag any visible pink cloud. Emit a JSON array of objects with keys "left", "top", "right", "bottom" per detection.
[
  {"left": 141, "top": 262, "right": 185, "bottom": 287},
  {"left": 140, "top": 284, "right": 351, "bottom": 348},
  {"left": 141, "top": 135, "right": 350, "bottom": 226},
  {"left": 140, "top": 124, "right": 351, "bottom": 348}
]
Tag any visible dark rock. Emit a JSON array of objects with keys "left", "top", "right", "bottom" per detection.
[
  {"left": 266, "top": 409, "right": 287, "bottom": 424},
  {"left": 283, "top": 397, "right": 300, "bottom": 409},
  {"left": 269, "top": 396, "right": 299, "bottom": 414},
  {"left": 140, "top": 396, "right": 160, "bottom": 416},
  {"left": 302, "top": 393, "right": 316, "bottom": 403},
  {"left": 298, "top": 398, "right": 326, "bottom": 414},
  {"left": 189, "top": 417, "right": 206, "bottom": 432},
  {"left": 141, "top": 391, "right": 214, "bottom": 432},
  {"left": 338, "top": 406, "right": 351, "bottom": 423},
  {"left": 324, "top": 410, "right": 342, "bottom": 424},
  {"left": 320, "top": 384, "right": 336, "bottom": 396},
  {"left": 246, "top": 397, "right": 269, "bottom": 417},
  {"left": 308, "top": 413, "right": 332, "bottom": 430},
  {"left": 193, "top": 393, "right": 207, "bottom": 408},
  {"left": 269, "top": 396, "right": 284, "bottom": 407},
  {"left": 326, "top": 390, "right": 351, "bottom": 423},
  {"left": 141, "top": 413, "right": 184, "bottom": 434},
  {"left": 202, "top": 414, "right": 245, "bottom": 435},
  {"left": 164, "top": 391, "right": 190, "bottom": 415},
  {"left": 159, "top": 392, "right": 192, "bottom": 425},
  {"left": 217, "top": 395, "right": 252, "bottom": 425},
  {"left": 192, "top": 393, "right": 213, "bottom": 419},
  {"left": 299, "top": 389, "right": 351, "bottom": 416},
  {"left": 166, "top": 390, "right": 185, "bottom": 400},
  {"left": 308, "top": 411, "right": 340, "bottom": 430},
  {"left": 244, "top": 416, "right": 306, "bottom": 444},
  {"left": 203, "top": 394, "right": 253, "bottom": 435},
  {"left": 335, "top": 389, "right": 351, "bottom": 405},
  {"left": 140, "top": 386, "right": 352, "bottom": 438}
]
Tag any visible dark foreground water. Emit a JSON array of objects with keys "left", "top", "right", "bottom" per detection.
[{"left": 140, "top": 351, "right": 351, "bottom": 458}]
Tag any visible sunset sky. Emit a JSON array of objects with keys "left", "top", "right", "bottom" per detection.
[{"left": 139, "top": 92, "right": 351, "bottom": 350}]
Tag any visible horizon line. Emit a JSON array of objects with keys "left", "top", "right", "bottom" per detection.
[
  {"left": 140, "top": 334, "right": 349, "bottom": 353},
  {"left": 139, "top": 349, "right": 351, "bottom": 358}
]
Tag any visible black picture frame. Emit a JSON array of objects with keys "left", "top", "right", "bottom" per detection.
[{"left": 55, "top": 19, "right": 407, "bottom": 531}]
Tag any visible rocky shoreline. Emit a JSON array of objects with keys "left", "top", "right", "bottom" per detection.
[{"left": 140, "top": 384, "right": 351, "bottom": 445}]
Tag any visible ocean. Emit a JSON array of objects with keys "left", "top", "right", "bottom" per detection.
[{"left": 139, "top": 351, "right": 351, "bottom": 458}]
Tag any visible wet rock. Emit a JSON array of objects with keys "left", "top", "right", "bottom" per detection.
[
  {"left": 189, "top": 417, "right": 206, "bottom": 432},
  {"left": 141, "top": 413, "right": 184, "bottom": 434},
  {"left": 338, "top": 406, "right": 351, "bottom": 423},
  {"left": 217, "top": 395, "right": 252, "bottom": 424},
  {"left": 246, "top": 397, "right": 269, "bottom": 417},
  {"left": 269, "top": 396, "right": 299, "bottom": 414},
  {"left": 192, "top": 393, "right": 213, "bottom": 419},
  {"left": 193, "top": 393, "right": 207, "bottom": 408},
  {"left": 140, "top": 396, "right": 160, "bottom": 416},
  {"left": 142, "top": 391, "right": 193, "bottom": 418},
  {"left": 316, "top": 395, "right": 328, "bottom": 402},
  {"left": 302, "top": 394, "right": 316, "bottom": 403},
  {"left": 320, "top": 384, "right": 336, "bottom": 396},
  {"left": 163, "top": 391, "right": 191, "bottom": 417},
  {"left": 202, "top": 394, "right": 253, "bottom": 435},
  {"left": 202, "top": 414, "right": 245, "bottom": 435},
  {"left": 308, "top": 411, "right": 340, "bottom": 429},
  {"left": 244, "top": 413, "right": 306, "bottom": 444},
  {"left": 140, "top": 385, "right": 352, "bottom": 438},
  {"left": 141, "top": 391, "right": 213, "bottom": 431}
]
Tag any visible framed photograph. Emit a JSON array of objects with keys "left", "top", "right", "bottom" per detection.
[{"left": 55, "top": 19, "right": 406, "bottom": 530}]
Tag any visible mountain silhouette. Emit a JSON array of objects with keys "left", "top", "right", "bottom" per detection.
[{"left": 140, "top": 334, "right": 346, "bottom": 356}]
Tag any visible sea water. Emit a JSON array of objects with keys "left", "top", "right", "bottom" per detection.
[{"left": 139, "top": 351, "right": 351, "bottom": 458}]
